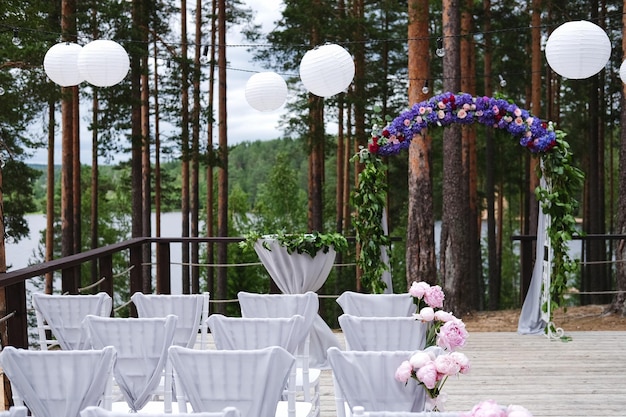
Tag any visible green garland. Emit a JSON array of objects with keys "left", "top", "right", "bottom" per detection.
[
  {"left": 239, "top": 230, "right": 348, "bottom": 257},
  {"left": 350, "top": 150, "right": 391, "bottom": 294},
  {"left": 535, "top": 131, "right": 584, "bottom": 334}
]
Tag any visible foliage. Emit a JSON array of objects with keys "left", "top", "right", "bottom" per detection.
[
  {"left": 350, "top": 146, "right": 390, "bottom": 294},
  {"left": 239, "top": 230, "right": 348, "bottom": 257},
  {"left": 535, "top": 131, "right": 585, "bottom": 335},
  {"left": 2, "top": 160, "right": 41, "bottom": 243}
]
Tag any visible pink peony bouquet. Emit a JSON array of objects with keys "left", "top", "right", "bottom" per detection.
[
  {"left": 461, "top": 400, "right": 534, "bottom": 417},
  {"left": 409, "top": 281, "right": 469, "bottom": 349},
  {"left": 397, "top": 282, "right": 472, "bottom": 411},
  {"left": 395, "top": 346, "right": 470, "bottom": 411}
]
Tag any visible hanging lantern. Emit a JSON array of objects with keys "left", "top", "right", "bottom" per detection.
[
  {"left": 299, "top": 43, "right": 355, "bottom": 97},
  {"left": 545, "top": 21, "right": 611, "bottom": 79},
  {"left": 620, "top": 60, "right": 626, "bottom": 84},
  {"left": 245, "top": 72, "right": 288, "bottom": 111},
  {"left": 43, "top": 42, "right": 83, "bottom": 87},
  {"left": 77, "top": 40, "right": 130, "bottom": 87}
]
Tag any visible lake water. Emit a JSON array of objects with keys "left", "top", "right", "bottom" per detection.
[{"left": 5, "top": 212, "right": 187, "bottom": 293}]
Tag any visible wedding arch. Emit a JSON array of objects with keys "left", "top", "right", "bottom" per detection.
[{"left": 352, "top": 92, "right": 584, "bottom": 336}]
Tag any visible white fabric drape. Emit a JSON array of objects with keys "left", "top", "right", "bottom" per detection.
[
  {"left": 335, "top": 292, "right": 415, "bottom": 317},
  {"left": 253, "top": 238, "right": 341, "bottom": 368},
  {"left": 327, "top": 348, "right": 427, "bottom": 415},
  {"left": 82, "top": 315, "right": 177, "bottom": 411},
  {"left": 0, "top": 346, "right": 116, "bottom": 417},
  {"left": 517, "top": 187, "right": 548, "bottom": 335},
  {"left": 168, "top": 346, "right": 294, "bottom": 417}
]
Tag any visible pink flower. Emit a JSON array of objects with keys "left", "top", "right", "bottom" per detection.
[
  {"left": 515, "top": 117, "right": 524, "bottom": 126},
  {"left": 437, "top": 110, "right": 445, "bottom": 119},
  {"left": 424, "top": 285, "right": 445, "bottom": 308},
  {"left": 434, "top": 354, "right": 461, "bottom": 376},
  {"left": 409, "top": 281, "right": 430, "bottom": 299},
  {"left": 525, "top": 117, "right": 534, "bottom": 125},
  {"left": 434, "top": 310, "right": 456, "bottom": 322},
  {"left": 437, "top": 319, "right": 468, "bottom": 351},
  {"left": 506, "top": 405, "right": 533, "bottom": 417},
  {"left": 409, "top": 350, "right": 432, "bottom": 369},
  {"left": 394, "top": 360, "right": 413, "bottom": 383},
  {"left": 404, "top": 119, "right": 411, "bottom": 127},
  {"left": 419, "top": 106, "right": 427, "bottom": 115},
  {"left": 514, "top": 108, "right": 522, "bottom": 117},
  {"left": 415, "top": 307, "right": 435, "bottom": 322},
  {"left": 416, "top": 362, "right": 438, "bottom": 389},
  {"left": 463, "top": 400, "right": 506, "bottom": 417},
  {"left": 457, "top": 109, "right": 467, "bottom": 119},
  {"left": 437, "top": 101, "right": 446, "bottom": 109},
  {"left": 450, "top": 351, "right": 471, "bottom": 374}
]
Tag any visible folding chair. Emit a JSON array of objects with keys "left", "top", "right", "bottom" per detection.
[
  {"left": 327, "top": 347, "right": 426, "bottom": 417},
  {"left": 0, "top": 346, "right": 116, "bottom": 417},
  {"left": 131, "top": 292, "right": 210, "bottom": 349},
  {"left": 168, "top": 345, "right": 294, "bottom": 417},
  {"left": 32, "top": 292, "right": 112, "bottom": 350},
  {"left": 335, "top": 292, "right": 415, "bottom": 317},
  {"left": 81, "top": 405, "right": 241, "bottom": 417},
  {"left": 207, "top": 314, "right": 313, "bottom": 417},
  {"left": 82, "top": 315, "right": 177, "bottom": 413},
  {"left": 237, "top": 291, "right": 321, "bottom": 413},
  {"left": 338, "top": 315, "right": 427, "bottom": 351}
]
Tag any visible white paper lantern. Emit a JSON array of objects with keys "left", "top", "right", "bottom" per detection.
[
  {"left": 77, "top": 40, "right": 130, "bottom": 87},
  {"left": 545, "top": 20, "right": 611, "bottom": 79},
  {"left": 43, "top": 42, "right": 83, "bottom": 87},
  {"left": 620, "top": 60, "right": 626, "bottom": 84},
  {"left": 245, "top": 72, "right": 288, "bottom": 111},
  {"left": 299, "top": 43, "right": 355, "bottom": 97}
]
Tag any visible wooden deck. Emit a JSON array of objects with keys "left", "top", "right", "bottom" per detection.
[{"left": 318, "top": 331, "right": 626, "bottom": 417}]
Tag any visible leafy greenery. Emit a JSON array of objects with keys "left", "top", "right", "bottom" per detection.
[
  {"left": 350, "top": 149, "right": 390, "bottom": 294},
  {"left": 239, "top": 230, "right": 348, "bottom": 257},
  {"left": 535, "top": 131, "right": 585, "bottom": 335}
]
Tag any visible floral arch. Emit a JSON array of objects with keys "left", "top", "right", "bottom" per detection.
[{"left": 352, "top": 92, "right": 584, "bottom": 333}]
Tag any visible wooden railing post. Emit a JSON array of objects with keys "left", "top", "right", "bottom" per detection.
[{"left": 156, "top": 242, "right": 171, "bottom": 294}]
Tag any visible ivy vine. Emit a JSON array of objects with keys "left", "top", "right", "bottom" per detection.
[
  {"left": 350, "top": 149, "right": 391, "bottom": 294},
  {"left": 535, "top": 130, "right": 585, "bottom": 334}
]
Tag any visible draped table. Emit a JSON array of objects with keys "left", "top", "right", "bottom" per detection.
[{"left": 254, "top": 238, "right": 341, "bottom": 368}]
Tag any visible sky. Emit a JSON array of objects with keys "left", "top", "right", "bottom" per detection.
[{"left": 27, "top": 1, "right": 288, "bottom": 165}]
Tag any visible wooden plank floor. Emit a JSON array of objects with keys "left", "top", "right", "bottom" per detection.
[{"left": 318, "top": 331, "right": 626, "bottom": 417}]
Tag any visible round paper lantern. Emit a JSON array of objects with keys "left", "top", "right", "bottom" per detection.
[
  {"left": 299, "top": 44, "right": 355, "bottom": 97},
  {"left": 620, "top": 60, "right": 626, "bottom": 84},
  {"left": 43, "top": 42, "right": 83, "bottom": 87},
  {"left": 545, "top": 20, "right": 611, "bottom": 79},
  {"left": 245, "top": 72, "right": 288, "bottom": 111},
  {"left": 77, "top": 40, "right": 130, "bottom": 87}
]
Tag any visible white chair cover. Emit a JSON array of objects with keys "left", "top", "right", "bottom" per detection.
[
  {"left": 237, "top": 292, "right": 322, "bottom": 414},
  {"left": 81, "top": 405, "right": 242, "bottom": 417},
  {"left": 0, "top": 407, "right": 28, "bottom": 417},
  {"left": 131, "top": 292, "right": 209, "bottom": 348},
  {"left": 32, "top": 292, "right": 112, "bottom": 350},
  {"left": 338, "top": 315, "right": 427, "bottom": 351},
  {"left": 168, "top": 345, "right": 294, "bottom": 417},
  {"left": 0, "top": 346, "right": 116, "bottom": 417},
  {"left": 327, "top": 347, "right": 426, "bottom": 417},
  {"left": 207, "top": 314, "right": 313, "bottom": 417},
  {"left": 336, "top": 292, "right": 415, "bottom": 317},
  {"left": 82, "top": 315, "right": 177, "bottom": 412},
  {"left": 252, "top": 239, "right": 341, "bottom": 369},
  {"left": 351, "top": 406, "right": 459, "bottom": 417}
]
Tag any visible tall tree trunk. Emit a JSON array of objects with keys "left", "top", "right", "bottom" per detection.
[
  {"left": 407, "top": 0, "right": 436, "bottom": 289},
  {"left": 141, "top": 49, "right": 152, "bottom": 293},
  {"left": 61, "top": 0, "right": 77, "bottom": 294},
  {"left": 461, "top": 0, "right": 479, "bottom": 310},
  {"left": 181, "top": 0, "right": 191, "bottom": 294},
  {"left": 91, "top": 91, "right": 99, "bottom": 285},
  {"left": 352, "top": 0, "right": 366, "bottom": 289},
  {"left": 154, "top": 37, "right": 162, "bottom": 238},
  {"left": 46, "top": 99, "right": 55, "bottom": 294},
  {"left": 440, "top": 0, "right": 470, "bottom": 316},
  {"left": 583, "top": 0, "right": 608, "bottom": 305},
  {"left": 191, "top": 0, "right": 202, "bottom": 294},
  {"left": 130, "top": 0, "right": 145, "bottom": 300},
  {"left": 483, "top": 0, "right": 498, "bottom": 310},
  {"left": 206, "top": 0, "right": 217, "bottom": 296},
  {"left": 608, "top": 0, "right": 626, "bottom": 315},
  {"left": 216, "top": 0, "right": 228, "bottom": 312},
  {"left": 336, "top": 94, "right": 345, "bottom": 235}
]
